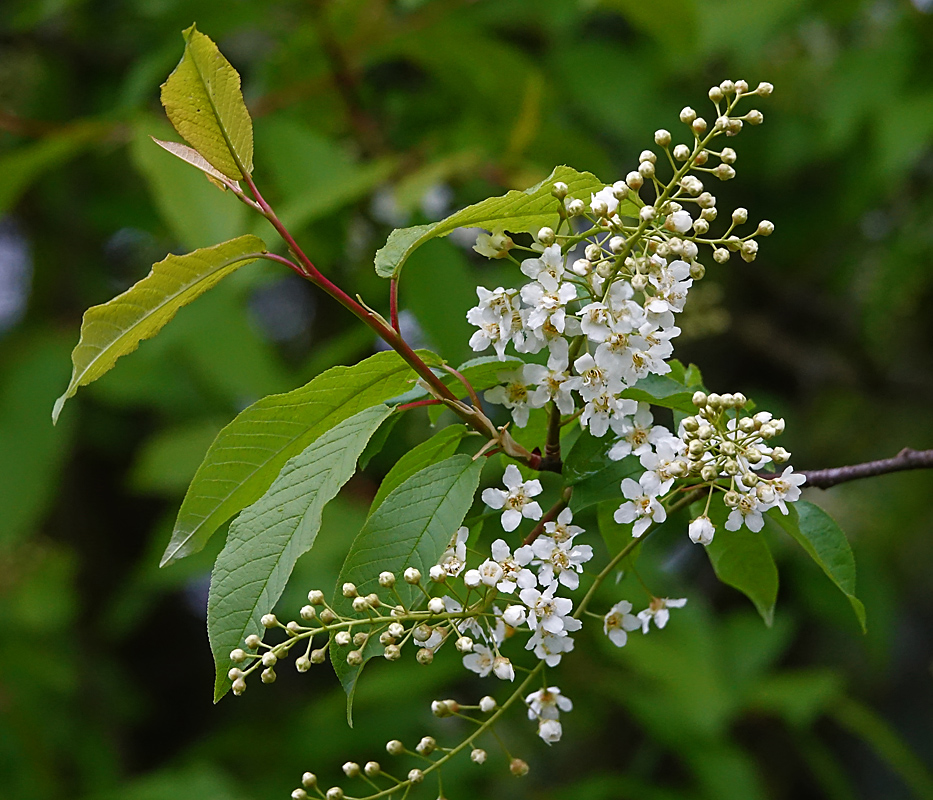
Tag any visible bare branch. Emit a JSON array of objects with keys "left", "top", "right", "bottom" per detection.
[{"left": 790, "top": 448, "right": 933, "bottom": 490}]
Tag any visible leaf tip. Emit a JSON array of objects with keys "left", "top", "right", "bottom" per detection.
[{"left": 51, "top": 393, "right": 67, "bottom": 425}]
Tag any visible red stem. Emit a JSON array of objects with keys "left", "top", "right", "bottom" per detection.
[
  {"left": 390, "top": 278, "right": 400, "bottom": 334},
  {"left": 398, "top": 399, "right": 443, "bottom": 411}
]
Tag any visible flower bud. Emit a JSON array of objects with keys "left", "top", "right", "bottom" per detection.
[
  {"left": 639, "top": 149, "right": 657, "bottom": 164},
  {"left": 351, "top": 596, "right": 369, "bottom": 613},
  {"left": 302, "top": 773, "right": 318, "bottom": 789},
  {"left": 740, "top": 240, "right": 758, "bottom": 262},
  {"left": 757, "top": 220, "right": 774, "bottom": 236},
  {"left": 299, "top": 605, "right": 316, "bottom": 621},
  {"left": 746, "top": 109, "right": 764, "bottom": 125},
  {"left": 325, "top": 788, "right": 344, "bottom": 800},
  {"left": 403, "top": 567, "right": 422, "bottom": 584},
  {"left": 261, "top": 651, "right": 277, "bottom": 668},
  {"left": 625, "top": 171, "right": 644, "bottom": 190},
  {"left": 455, "top": 636, "right": 473, "bottom": 653},
  {"left": 709, "top": 86, "right": 724, "bottom": 102},
  {"left": 408, "top": 769, "right": 424, "bottom": 785},
  {"left": 715, "top": 164, "right": 736, "bottom": 180},
  {"left": 591, "top": 198, "right": 608, "bottom": 217},
  {"left": 319, "top": 609, "right": 336, "bottom": 626},
  {"left": 731, "top": 207, "right": 748, "bottom": 225},
  {"left": 756, "top": 81, "right": 774, "bottom": 96},
  {"left": 416, "top": 647, "right": 434, "bottom": 665},
  {"left": 692, "top": 391, "right": 708, "bottom": 407},
  {"left": 261, "top": 614, "right": 278, "bottom": 628},
  {"left": 261, "top": 667, "right": 276, "bottom": 684},
  {"left": 771, "top": 447, "right": 791, "bottom": 462},
  {"left": 713, "top": 248, "right": 730, "bottom": 263},
  {"left": 680, "top": 106, "right": 696, "bottom": 124},
  {"left": 479, "top": 695, "right": 497, "bottom": 712},
  {"left": 721, "top": 147, "right": 737, "bottom": 164},
  {"left": 232, "top": 677, "right": 247, "bottom": 695},
  {"left": 296, "top": 655, "right": 311, "bottom": 672},
  {"left": 471, "top": 748, "right": 488, "bottom": 764},
  {"left": 428, "top": 565, "right": 445, "bottom": 583},
  {"left": 537, "top": 226, "right": 555, "bottom": 246},
  {"left": 386, "top": 739, "right": 404, "bottom": 756},
  {"left": 245, "top": 634, "right": 262, "bottom": 649},
  {"left": 701, "top": 464, "right": 719, "bottom": 482},
  {"left": 689, "top": 262, "right": 706, "bottom": 280},
  {"left": 631, "top": 274, "right": 648, "bottom": 292},
  {"left": 335, "top": 631, "right": 351, "bottom": 647},
  {"left": 378, "top": 571, "right": 396, "bottom": 588},
  {"left": 227, "top": 667, "right": 243, "bottom": 681},
  {"left": 654, "top": 128, "right": 672, "bottom": 146},
  {"left": 310, "top": 648, "right": 327, "bottom": 664},
  {"left": 572, "top": 258, "right": 592, "bottom": 276},
  {"left": 292, "top": 790, "right": 308, "bottom": 800},
  {"left": 342, "top": 582, "right": 358, "bottom": 598},
  {"left": 673, "top": 144, "right": 691, "bottom": 161},
  {"left": 510, "top": 758, "right": 530, "bottom": 777},
  {"left": 388, "top": 622, "right": 405, "bottom": 638},
  {"left": 724, "top": 490, "right": 740, "bottom": 507},
  {"left": 346, "top": 650, "right": 363, "bottom": 666},
  {"left": 427, "top": 597, "right": 445, "bottom": 614},
  {"left": 720, "top": 79, "right": 735, "bottom": 94},
  {"left": 230, "top": 648, "right": 247, "bottom": 663},
  {"left": 565, "top": 198, "right": 585, "bottom": 216},
  {"left": 551, "top": 181, "right": 568, "bottom": 199},
  {"left": 692, "top": 117, "right": 708, "bottom": 134},
  {"left": 342, "top": 762, "right": 361, "bottom": 778},
  {"left": 735, "top": 79, "right": 749, "bottom": 93},
  {"left": 384, "top": 644, "right": 401, "bottom": 661},
  {"left": 697, "top": 191, "right": 716, "bottom": 208},
  {"left": 638, "top": 207, "right": 656, "bottom": 223},
  {"left": 416, "top": 736, "right": 436, "bottom": 755},
  {"left": 364, "top": 762, "right": 381, "bottom": 778},
  {"left": 308, "top": 590, "right": 325, "bottom": 605}
]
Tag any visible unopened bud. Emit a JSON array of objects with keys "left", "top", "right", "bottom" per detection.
[
  {"left": 479, "top": 695, "right": 497, "bottom": 712},
  {"left": 625, "top": 171, "right": 644, "bottom": 190},
  {"left": 261, "top": 614, "right": 278, "bottom": 628},
  {"left": 416, "top": 736, "right": 436, "bottom": 755},
  {"left": 408, "top": 769, "right": 424, "bottom": 785},
  {"left": 378, "top": 571, "right": 396, "bottom": 588},
  {"left": 510, "top": 758, "right": 530, "bottom": 777},
  {"left": 721, "top": 147, "right": 737, "bottom": 164},
  {"left": 310, "top": 648, "right": 327, "bottom": 664},
  {"left": 386, "top": 739, "right": 404, "bottom": 756},
  {"left": 364, "top": 762, "right": 381, "bottom": 778},
  {"left": 403, "top": 567, "right": 421, "bottom": 584},
  {"left": 342, "top": 582, "right": 358, "bottom": 598},
  {"left": 308, "top": 590, "right": 325, "bottom": 605},
  {"left": 230, "top": 649, "right": 247, "bottom": 663},
  {"left": 416, "top": 648, "right": 434, "bottom": 665},
  {"left": 709, "top": 86, "right": 724, "bottom": 102},
  {"left": 746, "top": 109, "right": 764, "bottom": 125},
  {"left": 536, "top": 226, "right": 555, "bottom": 246},
  {"left": 325, "top": 788, "right": 344, "bottom": 800},
  {"left": 335, "top": 631, "right": 351, "bottom": 646},
  {"left": 471, "top": 748, "right": 487, "bottom": 764},
  {"left": 346, "top": 650, "right": 363, "bottom": 666},
  {"left": 565, "top": 198, "right": 585, "bottom": 216},
  {"left": 302, "top": 773, "right": 318, "bottom": 789},
  {"left": 692, "top": 117, "right": 708, "bottom": 134},
  {"left": 551, "top": 181, "right": 568, "bottom": 199},
  {"left": 757, "top": 220, "right": 774, "bottom": 236},
  {"left": 680, "top": 106, "right": 697, "bottom": 124},
  {"left": 342, "top": 762, "right": 361, "bottom": 778},
  {"left": 261, "top": 668, "right": 276, "bottom": 684},
  {"left": 427, "top": 597, "right": 445, "bottom": 614},
  {"left": 654, "top": 128, "right": 672, "bottom": 146},
  {"left": 384, "top": 644, "right": 401, "bottom": 661}
]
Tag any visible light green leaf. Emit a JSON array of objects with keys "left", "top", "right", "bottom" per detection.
[
  {"left": 704, "top": 496, "right": 778, "bottom": 625},
  {"left": 160, "top": 24, "right": 253, "bottom": 180},
  {"left": 370, "top": 424, "right": 468, "bottom": 513},
  {"left": 53, "top": 235, "right": 266, "bottom": 424},
  {"left": 162, "top": 350, "right": 437, "bottom": 566},
  {"left": 765, "top": 501, "right": 866, "bottom": 632},
  {"left": 332, "top": 454, "right": 484, "bottom": 721},
  {"left": 374, "top": 165, "right": 633, "bottom": 279},
  {"left": 208, "top": 405, "right": 393, "bottom": 701}
]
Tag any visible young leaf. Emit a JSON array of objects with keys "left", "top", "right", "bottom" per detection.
[
  {"left": 150, "top": 136, "right": 240, "bottom": 188},
  {"left": 332, "top": 454, "right": 484, "bottom": 720},
  {"left": 765, "top": 502, "right": 867, "bottom": 632},
  {"left": 620, "top": 374, "right": 702, "bottom": 413},
  {"left": 160, "top": 24, "right": 253, "bottom": 181},
  {"left": 369, "top": 424, "right": 468, "bottom": 513},
  {"left": 704, "top": 496, "right": 779, "bottom": 625},
  {"left": 53, "top": 235, "right": 266, "bottom": 424},
  {"left": 208, "top": 404, "right": 393, "bottom": 702},
  {"left": 162, "top": 350, "right": 436, "bottom": 567},
  {"left": 374, "top": 165, "right": 635, "bottom": 279}
]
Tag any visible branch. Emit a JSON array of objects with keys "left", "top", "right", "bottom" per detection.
[{"left": 793, "top": 448, "right": 933, "bottom": 490}]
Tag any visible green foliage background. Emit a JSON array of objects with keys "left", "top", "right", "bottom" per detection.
[{"left": 1, "top": 1, "right": 932, "bottom": 798}]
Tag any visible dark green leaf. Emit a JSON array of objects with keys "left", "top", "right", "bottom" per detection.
[
  {"left": 765, "top": 502, "right": 866, "bottom": 632},
  {"left": 569, "top": 454, "right": 640, "bottom": 513},
  {"left": 370, "top": 424, "right": 468, "bottom": 513},
  {"left": 704, "top": 496, "right": 778, "bottom": 625},
  {"left": 620, "top": 374, "right": 699, "bottom": 413},
  {"left": 208, "top": 405, "right": 393, "bottom": 701},
  {"left": 162, "top": 350, "right": 437, "bottom": 566},
  {"left": 332, "top": 454, "right": 483, "bottom": 721}
]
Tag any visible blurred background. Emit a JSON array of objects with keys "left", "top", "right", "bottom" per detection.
[{"left": 2, "top": 0, "right": 933, "bottom": 798}]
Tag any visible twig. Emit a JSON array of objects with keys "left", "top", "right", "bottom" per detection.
[
  {"left": 523, "top": 486, "right": 572, "bottom": 546},
  {"left": 785, "top": 448, "right": 933, "bottom": 490}
]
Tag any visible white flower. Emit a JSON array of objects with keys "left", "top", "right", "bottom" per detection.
[
  {"left": 436, "top": 526, "right": 468, "bottom": 577},
  {"left": 688, "top": 514, "right": 715, "bottom": 545},
  {"left": 473, "top": 231, "right": 513, "bottom": 259},
  {"left": 525, "top": 686, "right": 573, "bottom": 720},
  {"left": 519, "top": 584, "right": 581, "bottom": 635},
  {"left": 767, "top": 466, "right": 806, "bottom": 514},
  {"left": 489, "top": 538, "right": 537, "bottom": 593},
  {"left": 537, "top": 718, "right": 563, "bottom": 744},
  {"left": 482, "top": 465, "right": 543, "bottom": 532},
  {"left": 531, "top": 535, "right": 593, "bottom": 590},
  {"left": 578, "top": 302, "right": 615, "bottom": 342},
  {"left": 614, "top": 473, "right": 667, "bottom": 537},
  {"left": 725, "top": 492, "right": 765, "bottom": 532},
  {"left": 524, "top": 338, "right": 581, "bottom": 414},
  {"left": 502, "top": 604, "right": 527, "bottom": 628},
  {"left": 637, "top": 596, "right": 687, "bottom": 633},
  {"left": 475, "top": 558, "right": 505, "bottom": 587},
  {"left": 603, "top": 600, "right": 641, "bottom": 647},
  {"left": 525, "top": 628, "right": 575, "bottom": 666},
  {"left": 543, "top": 507, "right": 585, "bottom": 543},
  {"left": 590, "top": 186, "right": 620, "bottom": 216},
  {"left": 520, "top": 281, "right": 577, "bottom": 337},
  {"left": 519, "top": 244, "right": 565, "bottom": 292},
  {"left": 484, "top": 367, "right": 543, "bottom": 428},
  {"left": 574, "top": 352, "right": 622, "bottom": 401},
  {"left": 639, "top": 438, "right": 685, "bottom": 495},
  {"left": 608, "top": 403, "right": 670, "bottom": 460},
  {"left": 463, "top": 644, "right": 494, "bottom": 677},
  {"left": 665, "top": 209, "right": 693, "bottom": 234}
]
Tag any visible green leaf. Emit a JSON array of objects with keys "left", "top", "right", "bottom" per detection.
[
  {"left": 569, "top": 454, "right": 641, "bottom": 513},
  {"left": 53, "top": 235, "right": 266, "bottom": 424},
  {"left": 704, "top": 496, "right": 779, "bottom": 626},
  {"left": 370, "top": 425, "right": 468, "bottom": 513},
  {"left": 620, "top": 374, "right": 700, "bottom": 413},
  {"left": 162, "top": 350, "right": 435, "bottom": 566},
  {"left": 160, "top": 24, "right": 253, "bottom": 180},
  {"left": 450, "top": 355, "right": 526, "bottom": 392},
  {"left": 332, "top": 454, "right": 484, "bottom": 720},
  {"left": 564, "top": 427, "right": 615, "bottom": 484},
  {"left": 765, "top": 502, "right": 867, "bottom": 632},
  {"left": 374, "top": 165, "right": 633, "bottom": 279},
  {"left": 208, "top": 405, "right": 393, "bottom": 701}
]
